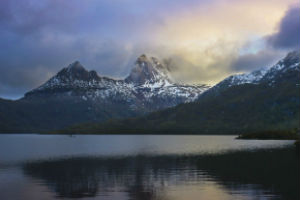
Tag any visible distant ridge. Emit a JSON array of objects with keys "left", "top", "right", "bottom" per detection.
[
  {"left": 0, "top": 55, "right": 209, "bottom": 132},
  {"left": 59, "top": 50, "right": 300, "bottom": 135}
]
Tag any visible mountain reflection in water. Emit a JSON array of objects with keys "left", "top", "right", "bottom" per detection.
[{"left": 23, "top": 147, "right": 299, "bottom": 200}]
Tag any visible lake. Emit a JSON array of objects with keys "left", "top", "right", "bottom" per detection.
[{"left": 0, "top": 134, "right": 298, "bottom": 200}]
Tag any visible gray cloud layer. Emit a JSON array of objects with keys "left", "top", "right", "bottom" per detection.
[
  {"left": 0, "top": 0, "right": 299, "bottom": 99},
  {"left": 267, "top": 6, "right": 300, "bottom": 49},
  {"left": 230, "top": 50, "right": 283, "bottom": 72},
  {"left": 230, "top": 5, "right": 300, "bottom": 73}
]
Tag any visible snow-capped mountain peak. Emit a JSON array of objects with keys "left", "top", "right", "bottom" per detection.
[
  {"left": 209, "top": 50, "right": 300, "bottom": 92},
  {"left": 125, "top": 54, "right": 172, "bottom": 85},
  {"left": 221, "top": 68, "right": 268, "bottom": 87},
  {"left": 25, "top": 55, "right": 209, "bottom": 111},
  {"left": 57, "top": 61, "right": 100, "bottom": 81},
  {"left": 67, "top": 61, "right": 84, "bottom": 70}
]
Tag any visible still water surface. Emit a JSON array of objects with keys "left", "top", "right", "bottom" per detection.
[{"left": 0, "top": 134, "right": 298, "bottom": 200}]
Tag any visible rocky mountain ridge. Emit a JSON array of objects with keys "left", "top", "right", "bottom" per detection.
[
  {"left": 25, "top": 54, "right": 209, "bottom": 111},
  {"left": 205, "top": 50, "right": 299, "bottom": 95},
  {"left": 2, "top": 50, "right": 298, "bottom": 133},
  {"left": 59, "top": 50, "right": 300, "bottom": 134},
  {"left": 0, "top": 54, "right": 209, "bottom": 132}
]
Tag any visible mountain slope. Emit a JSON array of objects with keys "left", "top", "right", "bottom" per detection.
[
  {"left": 0, "top": 55, "right": 208, "bottom": 132},
  {"left": 25, "top": 55, "right": 208, "bottom": 110},
  {"left": 61, "top": 51, "right": 300, "bottom": 134}
]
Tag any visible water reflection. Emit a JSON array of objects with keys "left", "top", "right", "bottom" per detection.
[{"left": 23, "top": 147, "right": 299, "bottom": 200}]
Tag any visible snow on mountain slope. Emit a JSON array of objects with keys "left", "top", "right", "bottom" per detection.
[
  {"left": 211, "top": 50, "right": 300, "bottom": 90},
  {"left": 25, "top": 55, "right": 209, "bottom": 111},
  {"left": 125, "top": 54, "right": 172, "bottom": 85},
  {"left": 126, "top": 55, "right": 209, "bottom": 103},
  {"left": 261, "top": 50, "right": 300, "bottom": 83},
  {"left": 26, "top": 61, "right": 136, "bottom": 102},
  {"left": 220, "top": 69, "right": 268, "bottom": 87}
]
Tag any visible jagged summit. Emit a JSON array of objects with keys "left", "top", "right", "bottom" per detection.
[
  {"left": 125, "top": 54, "right": 157, "bottom": 84},
  {"left": 3, "top": 51, "right": 299, "bottom": 133},
  {"left": 279, "top": 50, "right": 300, "bottom": 67},
  {"left": 25, "top": 54, "right": 209, "bottom": 110},
  {"left": 56, "top": 61, "right": 100, "bottom": 81},
  {"left": 36, "top": 55, "right": 179, "bottom": 90},
  {"left": 136, "top": 54, "right": 149, "bottom": 64},
  {"left": 67, "top": 61, "right": 84, "bottom": 70},
  {"left": 125, "top": 54, "right": 172, "bottom": 85}
]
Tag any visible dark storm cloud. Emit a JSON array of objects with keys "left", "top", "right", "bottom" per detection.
[
  {"left": 231, "top": 50, "right": 283, "bottom": 72},
  {"left": 267, "top": 6, "right": 300, "bottom": 49},
  {"left": 0, "top": 0, "right": 297, "bottom": 99},
  {"left": 0, "top": 0, "right": 151, "bottom": 98},
  {"left": 0, "top": 0, "right": 81, "bottom": 35},
  {"left": 0, "top": 35, "right": 134, "bottom": 98},
  {"left": 230, "top": 5, "right": 300, "bottom": 73},
  {"left": 1, "top": 0, "right": 199, "bottom": 98}
]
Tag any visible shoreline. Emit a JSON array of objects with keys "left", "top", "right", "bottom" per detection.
[{"left": 0, "top": 132, "right": 298, "bottom": 141}]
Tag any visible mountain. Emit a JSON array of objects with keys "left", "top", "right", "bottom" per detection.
[
  {"left": 0, "top": 55, "right": 208, "bottom": 132},
  {"left": 26, "top": 55, "right": 208, "bottom": 110},
  {"left": 208, "top": 50, "right": 300, "bottom": 93},
  {"left": 60, "top": 50, "right": 300, "bottom": 135},
  {"left": 125, "top": 55, "right": 172, "bottom": 84}
]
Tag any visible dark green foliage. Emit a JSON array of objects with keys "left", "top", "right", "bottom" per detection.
[
  {"left": 236, "top": 129, "right": 299, "bottom": 139},
  {"left": 295, "top": 140, "right": 300, "bottom": 152},
  {"left": 2, "top": 51, "right": 299, "bottom": 136},
  {"left": 0, "top": 96, "right": 144, "bottom": 133},
  {"left": 59, "top": 78, "right": 300, "bottom": 136}
]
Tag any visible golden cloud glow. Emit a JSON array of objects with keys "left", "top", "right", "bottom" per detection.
[{"left": 149, "top": 0, "right": 297, "bottom": 84}]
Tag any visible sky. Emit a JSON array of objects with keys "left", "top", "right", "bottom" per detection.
[{"left": 0, "top": 0, "right": 299, "bottom": 99}]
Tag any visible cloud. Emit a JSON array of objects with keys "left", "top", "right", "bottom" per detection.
[
  {"left": 266, "top": 6, "right": 300, "bottom": 49},
  {"left": 230, "top": 50, "right": 284, "bottom": 72},
  {"left": 157, "top": 40, "right": 240, "bottom": 85},
  {"left": 0, "top": 66, "right": 54, "bottom": 99},
  {"left": 146, "top": 0, "right": 295, "bottom": 83},
  {"left": 228, "top": 5, "right": 300, "bottom": 74},
  {"left": 0, "top": 0, "right": 83, "bottom": 36},
  {"left": 0, "top": 35, "right": 136, "bottom": 97},
  {"left": 0, "top": 0, "right": 298, "bottom": 98}
]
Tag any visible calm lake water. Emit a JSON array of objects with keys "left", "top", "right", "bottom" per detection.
[{"left": 0, "top": 134, "right": 298, "bottom": 200}]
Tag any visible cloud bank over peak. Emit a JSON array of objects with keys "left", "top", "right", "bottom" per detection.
[
  {"left": 0, "top": 0, "right": 299, "bottom": 99},
  {"left": 266, "top": 6, "right": 300, "bottom": 49}
]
